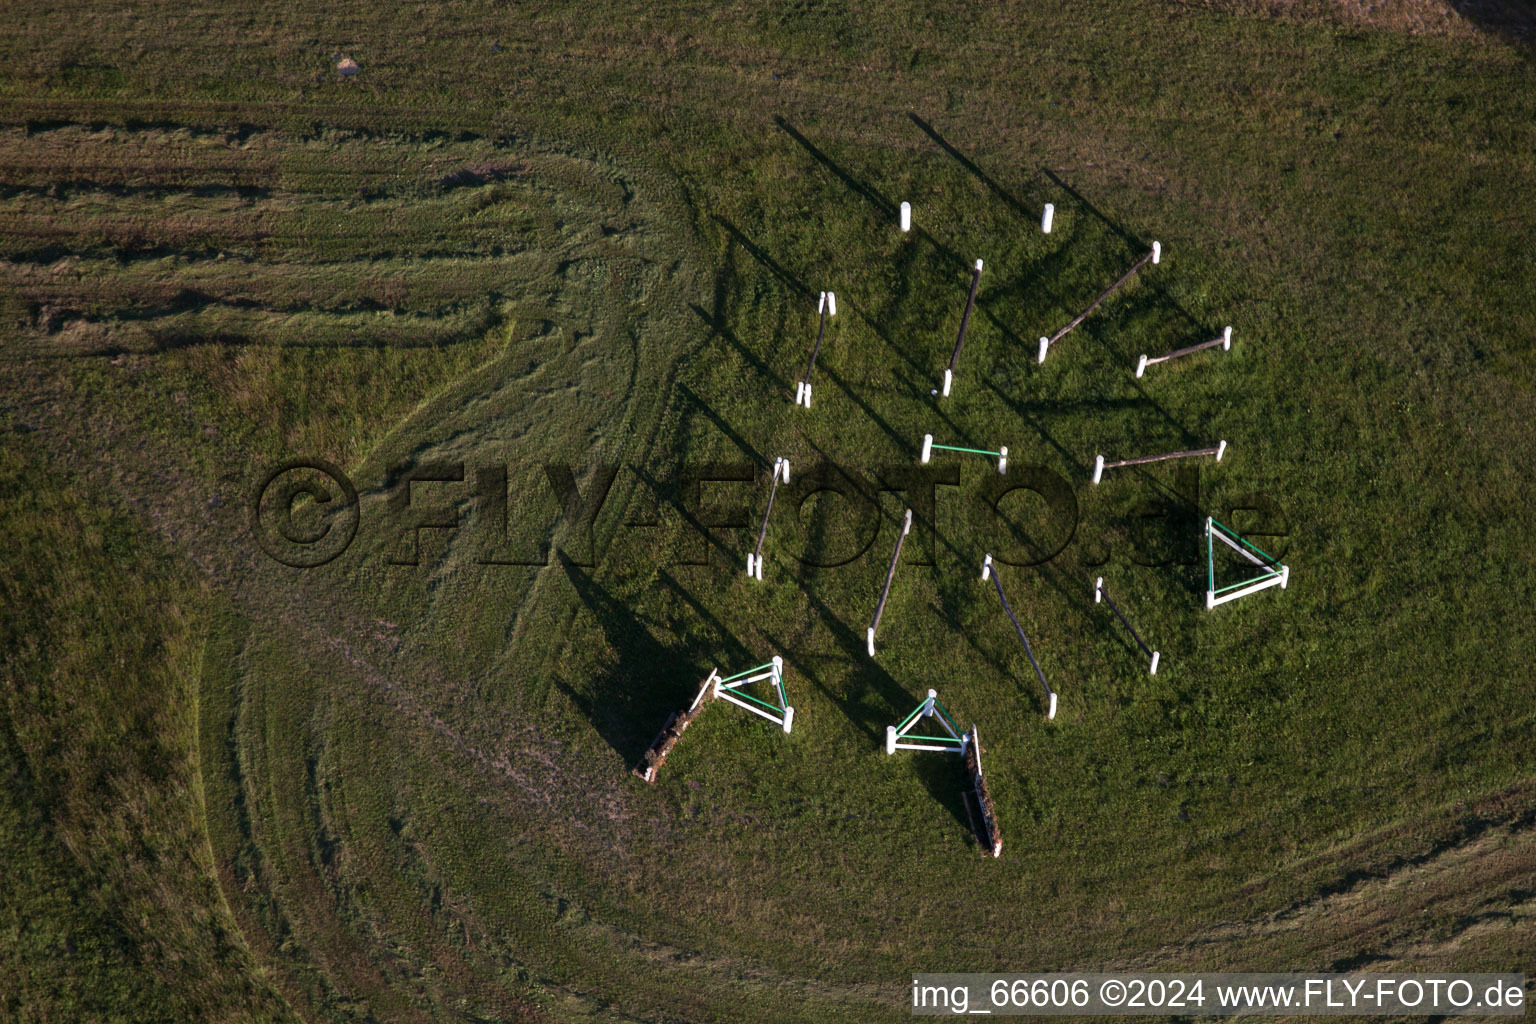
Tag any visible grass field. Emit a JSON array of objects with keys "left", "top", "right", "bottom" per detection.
[{"left": 2, "top": 2, "right": 1534, "bottom": 1021}]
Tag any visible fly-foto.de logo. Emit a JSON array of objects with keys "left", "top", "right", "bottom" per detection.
[{"left": 250, "top": 459, "right": 1288, "bottom": 572}]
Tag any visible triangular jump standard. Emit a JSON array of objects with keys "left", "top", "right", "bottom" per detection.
[{"left": 1205, "top": 516, "right": 1290, "bottom": 610}]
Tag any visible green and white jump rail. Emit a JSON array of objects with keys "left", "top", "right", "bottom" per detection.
[
  {"left": 886, "top": 689, "right": 968, "bottom": 755},
  {"left": 712, "top": 656, "right": 794, "bottom": 732},
  {"left": 1137, "top": 326, "right": 1231, "bottom": 378},
  {"left": 1205, "top": 516, "right": 1290, "bottom": 610},
  {"left": 795, "top": 291, "right": 836, "bottom": 408},
  {"left": 920, "top": 433, "right": 1008, "bottom": 473},
  {"left": 1039, "top": 241, "right": 1160, "bottom": 364},
  {"left": 746, "top": 457, "right": 790, "bottom": 580},
  {"left": 1093, "top": 440, "right": 1226, "bottom": 484}
]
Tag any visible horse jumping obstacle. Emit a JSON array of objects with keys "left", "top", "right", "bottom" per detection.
[
  {"left": 920, "top": 433, "right": 1008, "bottom": 473},
  {"left": 981, "top": 554, "right": 1057, "bottom": 719},
  {"left": 633, "top": 669, "right": 721, "bottom": 783},
  {"left": 1038, "top": 241, "right": 1161, "bottom": 364},
  {"left": 745, "top": 457, "right": 790, "bottom": 580},
  {"left": 963, "top": 725, "right": 1003, "bottom": 857},
  {"left": 1137, "top": 326, "right": 1232, "bottom": 378},
  {"left": 1094, "top": 577, "right": 1160, "bottom": 675},
  {"left": 713, "top": 655, "right": 795, "bottom": 732},
  {"left": 886, "top": 689, "right": 967, "bottom": 754},
  {"left": 866, "top": 508, "right": 912, "bottom": 657},
  {"left": 1205, "top": 516, "right": 1290, "bottom": 610},
  {"left": 1093, "top": 440, "right": 1226, "bottom": 484},
  {"left": 794, "top": 292, "right": 836, "bottom": 408},
  {"left": 940, "top": 259, "right": 984, "bottom": 397}
]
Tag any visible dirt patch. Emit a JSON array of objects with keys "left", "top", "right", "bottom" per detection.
[{"left": 1165, "top": 0, "right": 1533, "bottom": 40}]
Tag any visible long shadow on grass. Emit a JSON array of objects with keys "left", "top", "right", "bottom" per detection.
[
  {"left": 713, "top": 215, "right": 815, "bottom": 300},
  {"left": 686, "top": 297, "right": 789, "bottom": 395},
  {"left": 773, "top": 117, "right": 969, "bottom": 273},
  {"left": 1041, "top": 168, "right": 1146, "bottom": 251},
  {"left": 676, "top": 381, "right": 764, "bottom": 466},
  {"left": 908, "top": 113, "right": 1038, "bottom": 222},
  {"left": 557, "top": 555, "right": 689, "bottom": 765}
]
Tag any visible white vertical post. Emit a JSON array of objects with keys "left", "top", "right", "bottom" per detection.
[
  {"left": 981, "top": 553, "right": 993, "bottom": 581},
  {"left": 1222, "top": 325, "right": 1232, "bottom": 350},
  {"left": 1216, "top": 439, "right": 1227, "bottom": 462},
  {"left": 1151, "top": 241, "right": 1162, "bottom": 264},
  {"left": 1092, "top": 455, "right": 1105, "bottom": 485},
  {"left": 886, "top": 725, "right": 897, "bottom": 755},
  {"left": 997, "top": 446, "right": 1008, "bottom": 474},
  {"left": 1042, "top": 203, "right": 1054, "bottom": 233},
  {"left": 1047, "top": 692, "right": 1058, "bottom": 720},
  {"left": 1094, "top": 576, "right": 1103, "bottom": 603},
  {"left": 900, "top": 202, "right": 911, "bottom": 232},
  {"left": 782, "top": 706, "right": 794, "bottom": 733},
  {"left": 920, "top": 433, "right": 933, "bottom": 464},
  {"left": 827, "top": 292, "right": 836, "bottom": 317},
  {"left": 1135, "top": 354, "right": 1148, "bottom": 378},
  {"left": 1149, "top": 651, "right": 1160, "bottom": 675},
  {"left": 1038, "top": 337, "right": 1049, "bottom": 364},
  {"left": 866, "top": 627, "right": 876, "bottom": 658},
  {"left": 941, "top": 368, "right": 952, "bottom": 397}
]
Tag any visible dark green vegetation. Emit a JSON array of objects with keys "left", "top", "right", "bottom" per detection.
[{"left": 3, "top": 3, "right": 1534, "bottom": 1021}]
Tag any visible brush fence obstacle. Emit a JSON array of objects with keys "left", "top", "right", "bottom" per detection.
[
  {"left": 1094, "top": 577, "right": 1160, "bottom": 675},
  {"left": 963, "top": 725, "right": 1003, "bottom": 857},
  {"left": 1038, "top": 241, "right": 1161, "bottom": 364},
  {"left": 867, "top": 508, "right": 913, "bottom": 657},
  {"left": 920, "top": 433, "right": 1008, "bottom": 473},
  {"left": 795, "top": 292, "right": 836, "bottom": 408},
  {"left": 715, "top": 656, "right": 795, "bottom": 732},
  {"left": 981, "top": 554, "right": 1057, "bottom": 719},
  {"left": 1205, "top": 516, "right": 1290, "bottom": 610},
  {"left": 886, "top": 689, "right": 968, "bottom": 755},
  {"left": 1093, "top": 440, "right": 1226, "bottom": 484},
  {"left": 632, "top": 669, "right": 722, "bottom": 783},
  {"left": 746, "top": 457, "right": 790, "bottom": 580},
  {"left": 939, "top": 259, "right": 984, "bottom": 397},
  {"left": 1137, "top": 326, "right": 1231, "bottom": 378}
]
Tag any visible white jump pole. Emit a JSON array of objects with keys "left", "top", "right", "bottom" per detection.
[
  {"left": 796, "top": 292, "right": 836, "bottom": 409},
  {"left": 900, "top": 201, "right": 911, "bottom": 232},
  {"left": 1137, "top": 325, "right": 1233, "bottom": 378},
  {"left": 1039, "top": 241, "right": 1162, "bottom": 363},
  {"left": 1094, "top": 576, "right": 1161, "bottom": 675},
  {"left": 940, "top": 259, "right": 983, "bottom": 397},
  {"left": 982, "top": 554, "right": 1057, "bottom": 719},
  {"left": 1092, "top": 441, "right": 1226, "bottom": 484},
  {"left": 1042, "top": 203, "right": 1054, "bottom": 234},
  {"left": 747, "top": 457, "right": 790, "bottom": 580},
  {"left": 867, "top": 508, "right": 913, "bottom": 658}
]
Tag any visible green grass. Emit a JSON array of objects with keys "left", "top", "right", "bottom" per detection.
[{"left": 2, "top": 2, "right": 1535, "bottom": 1021}]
